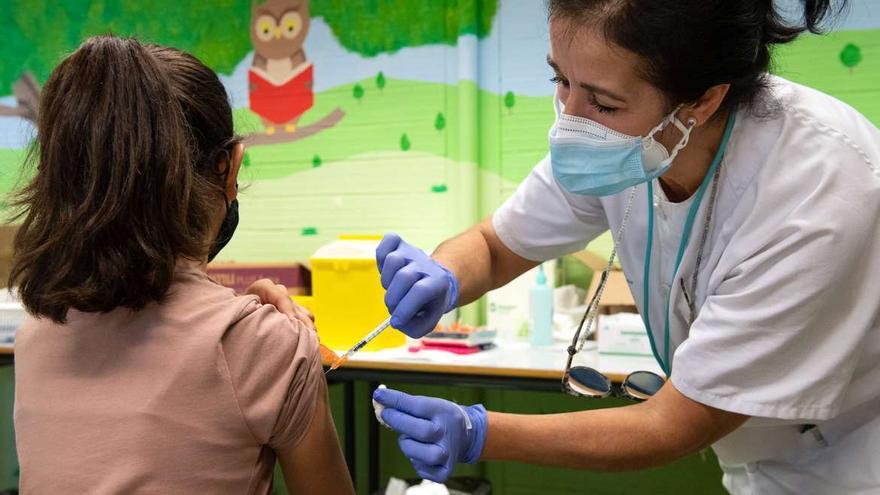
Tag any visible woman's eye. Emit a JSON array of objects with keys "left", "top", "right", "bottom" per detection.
[
  {"left": 590, "top": 96, "right": 617, "bottom": 114},
  {"left": 549, "top": 76, "right": 569, "bottom": 87},
  {"left": 591, "top": 103, "right": 615, "bottom": 114}
]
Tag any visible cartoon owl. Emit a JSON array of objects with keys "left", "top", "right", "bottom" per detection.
[{"left": 248, "top": 0, "right": 314, "bottom": 135}]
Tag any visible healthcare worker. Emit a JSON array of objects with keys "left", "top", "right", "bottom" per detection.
[{"left": 371, "top": 0, "right": 880, "bottom": 493}]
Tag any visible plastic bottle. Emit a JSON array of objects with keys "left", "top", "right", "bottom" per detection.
[{"left": 529, "top": 264, "right": 554, "bottom": 346}]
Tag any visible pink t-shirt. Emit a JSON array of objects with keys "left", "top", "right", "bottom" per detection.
[{"left": 13, "top": 261, "right": 322, "bottom": 494}]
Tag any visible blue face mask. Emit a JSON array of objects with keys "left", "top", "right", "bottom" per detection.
[{"left": 549, "top": 99, "right": 696, "bottom": 197}]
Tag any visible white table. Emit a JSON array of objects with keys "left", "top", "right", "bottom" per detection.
[{"left": 326, "top": 339, "right": 662, "bottom": 383}]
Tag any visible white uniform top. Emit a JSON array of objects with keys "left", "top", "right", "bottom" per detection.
[{"left": 493, "top": 76, "right": 880, "bottom": 494}]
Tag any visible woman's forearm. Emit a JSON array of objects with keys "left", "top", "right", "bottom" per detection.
[
  {"left": 432, "top": 227, "right": 494, "bottom": 306},
  {"left": 482, "top": 406, "right": 678, "bottom": 471},
  {"left": 433, "top": 217, "right": 537, "bottom": 306},
  {"left": 481, "top": 383, "right": 748, "bottom": 471}
]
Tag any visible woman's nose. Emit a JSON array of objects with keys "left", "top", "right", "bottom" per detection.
[{"left": 561, "top": 92, "right": 589, "bottom": 119}]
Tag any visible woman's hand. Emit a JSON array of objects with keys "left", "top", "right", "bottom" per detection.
[
  {"left": 245, "top": 278, "right": 314, "bottom": 330},
  {"left": 375, "top": 233, "right": 460, "bottom": 338},
  {"left": 373, "top": 387, "right": 487, "bottom": 483}
]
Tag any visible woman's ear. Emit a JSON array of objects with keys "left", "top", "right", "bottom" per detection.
[
  {"left": 687, "top": 83, "right": 731, "bottom": 126},
  {"left": 226, "top": 143, "right": 244, "bottom": 202}
]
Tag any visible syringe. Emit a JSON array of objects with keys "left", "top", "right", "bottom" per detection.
[{"left": 326, "top": 316, "right": 392, "bottom": 373}]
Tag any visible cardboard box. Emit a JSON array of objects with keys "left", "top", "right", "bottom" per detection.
[
  {"left": 572, "top": 247, "right": 635, "bottom": 312},
  {"left": 206, "top": 262, "right": 310, "bottom": 295},
  {"left": 584, "top": 269, "right": 636, "bottom": 314},
  {"left": 577, "top": 252, "right": 662, "bottom": 375}
]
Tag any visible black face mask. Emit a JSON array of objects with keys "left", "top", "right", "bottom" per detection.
[{"left": 208, "top": 198, "right": 239, "bottom": 262}]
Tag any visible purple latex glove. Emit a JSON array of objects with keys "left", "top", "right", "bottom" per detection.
[
  {"left": 373, "top": 387, "right": 488, "bottom": 483},
  {"left": 376, "top": 233, "right": 460, "bottom": 338}
]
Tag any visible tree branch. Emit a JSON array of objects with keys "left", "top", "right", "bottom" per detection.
[
  {"left": 243, "top": 107, "right": 345, "bottom": 147},
  {"left": 0, "top": 106, "right": 27, "bottom": 118}
]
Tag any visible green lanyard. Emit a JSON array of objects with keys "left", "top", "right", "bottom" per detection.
[{"left": 641, "top": 111, "right": 736, "bottom": 375}]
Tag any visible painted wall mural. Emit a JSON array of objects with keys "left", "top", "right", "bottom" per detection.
[
  {"left": 245, "top": 0, "right": 346, "bottom": 146},
  {"left": 1, "top": 0, "right": 879, "bottom": 265}
]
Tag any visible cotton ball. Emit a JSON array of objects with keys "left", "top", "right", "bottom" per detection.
[
  {"left": 373, "top": 384, "right": 390, "bottom": 428},
  {"left": 406, "top": 480, "right": 450, "bottom": 495}
]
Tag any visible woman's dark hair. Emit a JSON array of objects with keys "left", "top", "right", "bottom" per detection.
[
  {"left": 547, "top": 0, "right": 848, "bottom": 111},
  {"left": 9, "top": 35, "right": 239, "bottom": 323}
]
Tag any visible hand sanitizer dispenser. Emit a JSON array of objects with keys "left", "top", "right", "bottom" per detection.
[{"left": 530, "top": 264, "right": 554, "bottom": 346}]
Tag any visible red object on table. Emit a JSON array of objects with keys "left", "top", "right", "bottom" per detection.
[{"left": 408, "top": 342, "right": 485, "bottom": 355}]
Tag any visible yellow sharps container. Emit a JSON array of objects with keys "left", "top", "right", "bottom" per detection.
[{"left": 310, "top": 235, "right": 405, "bottom": 351}]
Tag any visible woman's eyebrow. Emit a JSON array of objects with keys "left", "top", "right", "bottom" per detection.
[
  {"left": 546, "top": 55, "right": 627, "bottom": 103},
  {"left": 578, "top": 82, "right": 626, "bottom": 103}
]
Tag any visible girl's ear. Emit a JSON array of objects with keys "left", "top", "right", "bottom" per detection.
[{"left": 225, "top": 143, "right": 244, "bottom": 202}]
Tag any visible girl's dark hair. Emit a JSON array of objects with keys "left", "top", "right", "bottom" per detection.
[
  {"left": 547, "top": 0, "right": 848, "bottom": 111},
  {"left": 10, "top": 35, "right": 239, "bottom": 323}
]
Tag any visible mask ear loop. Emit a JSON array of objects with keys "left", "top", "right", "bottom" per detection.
[
  {"left": 217, "top": 147, "right": 235, "bottom": 212},
  {"left": 643, "top": 105, "right": 697, "bottom": 159},
  {"left": 667, "top": 116, "right": 698, "bottom": 158},
  {"left": 642, "top": 104, "right": 683, "bottom": 150}
]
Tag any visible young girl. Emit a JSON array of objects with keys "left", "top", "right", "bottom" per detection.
[{"left": 9, "top": 35, "right": 353, "bottom": 494}]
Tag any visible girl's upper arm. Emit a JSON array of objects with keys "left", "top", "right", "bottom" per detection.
[
  {"left": 222, "top": 301, "right": 353, "bottom": 493},
  {"left": 275, "top": 378, "right": 354, "bottom": 495}
]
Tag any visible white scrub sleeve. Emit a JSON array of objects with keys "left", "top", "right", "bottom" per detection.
[{"left": 492, "top": 156, "right": 609, "bottom": 262}]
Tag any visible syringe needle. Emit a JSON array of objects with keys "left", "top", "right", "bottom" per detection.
[{"left": 324, "top": 317, "right": 392, "bottom": 374}]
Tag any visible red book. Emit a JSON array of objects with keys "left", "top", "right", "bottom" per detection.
[{"left": 248, "top": 63, "right": 314, "bottom": 125}]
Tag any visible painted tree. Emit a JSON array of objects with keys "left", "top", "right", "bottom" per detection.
[
  {"left": 400, "top": 133, "right": 411, "bottom": 151},
  {"left": 1, "top": 0, "right": 501, "bottom": 96},
  {"left": 312, "top": 0, "right": 499, "bottom": 57},
  {"left": 242, "top": 151, "right": 252, "bottom": 168},
  {"left": 376, "top": 71, "right": 387, "bottom": 93},
  {"left": 504, "top": 91, "right": 516, "bottom": 114},
  {"left": 312, "top": 154, "right": 322, "bottom": 167},
  {"left": 840, "top": 43, "right": 862, "bottom": 74},
  {"left": 0, "top": 0, "right": 253, "bottom": 95},
  {"left": 434, "top": 112, "right": 446, "bottom": 132},
  {"left": 353, "top": 83, "right": 365, "bottom": 102}
]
